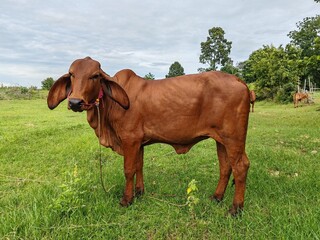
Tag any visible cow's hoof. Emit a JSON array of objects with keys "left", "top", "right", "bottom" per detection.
[
  {"left": 120, "top": 196, "right": 133, "bottom": 207},
  {"left": 135, "top": 189, "right": 145, "bottom": 198},
  {"left": 228, "top": 205, "right": 243, "bottom": 217},
  {"left": 210, "top": 195, "right": 223, "bottom": 203}
]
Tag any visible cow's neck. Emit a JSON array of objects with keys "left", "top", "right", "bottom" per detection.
[{"left": 86, "top": 98, "right": 124, "bottom": 155}]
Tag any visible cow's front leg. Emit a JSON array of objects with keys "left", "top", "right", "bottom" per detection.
[{"left": 120, "top": 141, "right": 141, "bottom": 207}]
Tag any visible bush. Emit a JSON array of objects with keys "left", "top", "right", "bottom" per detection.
[
  {"left": 275, "top": 83, "right": 296, "bottom": 103},
  {"left": 41, "top": 77, "right": 55, "bottom": 90},
  {"left": 0, "top": 86, "right": 47, "bottom": 100},
  {"left": 251, "top": 82, "right": 295, "bottom": 103},
  {"left": 254, "top": 87, "right": 274, "bottom": 101},
  {"left": 49, "top": 164, "right": 88, "bottom": 218}
]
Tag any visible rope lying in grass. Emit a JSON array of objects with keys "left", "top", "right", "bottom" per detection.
[
  {"left": 96, "top": 103, "right": 112, "bottom": 195},
  {"left": 32, "top": 222, "right": 123, "bottom": 230},
  {"left": 0, "top": 174, "right": 47, "bottom": 183},
  {"left": 145, "top": 195, "right": 188, "bottom": 207}
]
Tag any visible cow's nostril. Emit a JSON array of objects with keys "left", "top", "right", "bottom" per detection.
[{"left": 69, "top": 98, "right": 83, "bottom": 111}]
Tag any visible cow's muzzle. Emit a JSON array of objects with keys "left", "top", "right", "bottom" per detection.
[{"left": 68, "top": 98, "right": 84, "bottom": 112}]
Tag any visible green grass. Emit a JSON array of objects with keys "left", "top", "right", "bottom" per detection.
[{"left": 1, "top": 94, "right": 320, "bottom": 239}]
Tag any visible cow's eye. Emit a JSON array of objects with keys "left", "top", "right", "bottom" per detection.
[
  {"left": 69, "top": 72, "right": 74, "bottom": 78},
  {"left": 91, "top": 74, "right": 100, "bottom": 80}
]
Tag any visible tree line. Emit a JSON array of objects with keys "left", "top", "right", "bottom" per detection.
[
  {"left": 196, "top": 14, "right": 318, "bottom": 103},
  {"left": 158, "top": 11, "right": 319, "bottom": 103},
  {"left": 42, "top": 5, "right": 319, "bottom": 103},
  {"left": 242, "top": 15, "right": 320, "bottom": 102}
]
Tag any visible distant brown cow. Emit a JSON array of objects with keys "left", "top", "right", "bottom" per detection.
[
  {"left": 250, "top": 90, "right": 256, "bottom": 112},
  {"left": 47, "top": 57, "right": 251, "bottom": 216},
  {"left": 293, "top": 92, "right": 309, "bottom": 108}
]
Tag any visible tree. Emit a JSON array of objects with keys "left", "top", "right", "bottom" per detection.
[
  {"left": 41, "top": 77, "right": 55, "bottom": 90},
  {"left": 220, "top": 60, "right": 241, "bottom": 77},
  {"left": 144, "top": 72, "right": 155, "bottom": 80},
  {"left": 288, "top": 15, "right": 320, "bottom": 86},
  {"left": 288, "top": 16, "right": 320, "bottom": 57},
  {"left": 242, "top": 44, "right": 302, "bottom": 102},
  {"left": 199, "top": 27, "right": 232, "bottom": 72},
  {"left": 165, "top": 61, "right": 185, "bottom": 78}
]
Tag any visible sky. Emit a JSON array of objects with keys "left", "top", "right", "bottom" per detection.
[{"left": 0, "top": 0, "right": 319, "bottom": 87}]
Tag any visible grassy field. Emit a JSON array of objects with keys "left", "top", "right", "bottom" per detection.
[{"left": 1, "top": 94, "right": 320, "bottom": 239}]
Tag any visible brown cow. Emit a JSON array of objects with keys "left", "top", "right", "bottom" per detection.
[
  {"left": 293, "top": 92, "right": 309, "bottom": 108},
  {"left": 249, "top": 90, "right": 256, "bottom": 112},
  {"left": 47, "top": 57, "right": 251, "bottom": 216}
]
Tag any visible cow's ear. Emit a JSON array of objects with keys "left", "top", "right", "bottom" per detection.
[
  {"left": 47, "top": 74, "right": 71, "bottom": 110},
  {"left": 101, "top": 71, "right": 130, "bottom": 110}
]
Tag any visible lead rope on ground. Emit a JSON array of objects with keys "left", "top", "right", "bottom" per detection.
[{"left": 96, "top": 103, "right": 113, "bottom": 195}]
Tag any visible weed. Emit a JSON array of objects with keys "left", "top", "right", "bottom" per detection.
[
  {"left": 49, "top": 164, "right": 88, "bottom": 218},
  {"left": 186, "top": 179, "right": 200, "bottom": 215}
]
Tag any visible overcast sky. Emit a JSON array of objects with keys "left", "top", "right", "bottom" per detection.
[{"left": 0, "top": 0, "right": 319, "bottom": 87}]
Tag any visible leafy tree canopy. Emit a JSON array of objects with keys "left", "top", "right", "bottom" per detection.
[
  {"left": 242, "top": 44, "right": 302, "bottom": 102},
  {"left": 144, "top": 72, "right": 155, "bottom": 80},
  {"left": 41, "top": 77, "right": 55, "bottom": 90},
  {"left": 166, "top": 61, "right": 185, "bottom": 78},
  {"left": 288, "top": 15, "right": 320, "bottom": 57},
  {"left": 199, "top": 27, "right": 232, "bottom": 72},
  {"left": 288, "top": 15, "right": 320, "bottom": 86},
  {"left": 220, "top": 60, "right": 241, "bottom": 77}
]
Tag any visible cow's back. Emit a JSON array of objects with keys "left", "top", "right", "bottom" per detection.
[
  {"left": 113, "top": 71, "right": 250, "bottom": 145},
  {"left": 142, "top": 71, "right": 249, "bottom": 109}
]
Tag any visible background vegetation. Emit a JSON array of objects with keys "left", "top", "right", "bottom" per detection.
[
  {"left": 167, "top": 10, "right": 319, "bottom": 103},
  {"left": 1, "top": 93, "right": 319, "bottom": 239},
  {"left": 0, "top": 86, "right": 47, "bottom": 100},
  {"left": 199, "top": 15, "right": 320, "bottom": 103},
  {"left": 165, "top": 62, "right": 185, "bottom": 78},
  {"left": 13, "top": 10, "right": 318, "bottom": 105}
]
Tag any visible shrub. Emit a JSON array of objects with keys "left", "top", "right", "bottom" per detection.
[
  {"left": 275, "top": 83, "right": 296, "bottom": 103},
  {"left": 49, "top": 164, "right": 88, "bottom": 218}
]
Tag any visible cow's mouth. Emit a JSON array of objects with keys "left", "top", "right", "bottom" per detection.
[
  {"left": 68, "top": 98, "right": 84, "bottom": 112},
  {"left": 68, "top": 98, "right": 98, "bottom": 112}
]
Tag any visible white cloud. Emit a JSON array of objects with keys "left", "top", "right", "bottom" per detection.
[{"left": 0, "top": 0, "right": 319, "bottom": 86}]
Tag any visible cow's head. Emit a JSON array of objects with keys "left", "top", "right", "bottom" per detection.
[{"left": 47, "top": 57, "right": 129, "bottom": 112}]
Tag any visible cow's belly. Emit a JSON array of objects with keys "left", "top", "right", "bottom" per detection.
[
  {"left": 143, "top": 117, "right": 211, "bottom": 144},
  {"left": 142, "top": 130, "right": 210, "bottom": 154}
]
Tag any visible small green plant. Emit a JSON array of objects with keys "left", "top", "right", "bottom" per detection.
[
  {"left": 186, "top": 179, "right": 199, "bottom": 215},
  {"left": 49, "top": 164, "right": 87, "bottom": 218}
]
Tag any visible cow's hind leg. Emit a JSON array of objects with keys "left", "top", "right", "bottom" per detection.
[
  {"left": 135, "top": 147, "right": 144, "bottom": 197},
  {"left": 211, "top": 141, "right": 232, "bottom": 203},
  {"left": 227, "top": 148, "right": 250, "bottom": 216}
]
